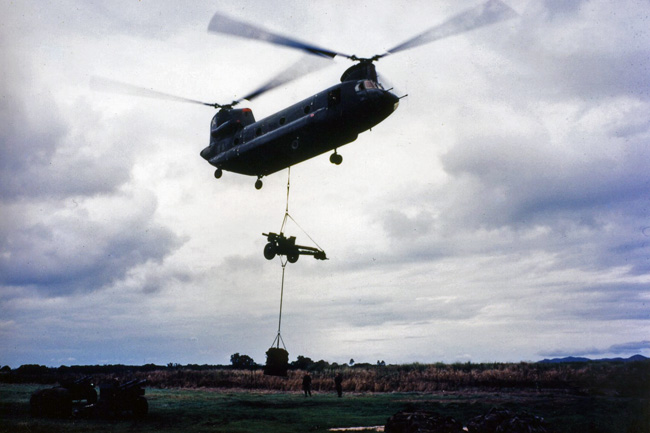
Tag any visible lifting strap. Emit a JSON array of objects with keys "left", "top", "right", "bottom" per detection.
[
  {"left": 272, "top": 168, "right": 326, "bottom": 350},
  {"left": 271, "top": 260, "right": 287, "bottom": 350},
  {"left": 280, "top": 167, "right": 324, "bottom": 251}
]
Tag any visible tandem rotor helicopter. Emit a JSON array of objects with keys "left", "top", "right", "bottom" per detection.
[{"left": 94, "top": 0, "right": 516, "bottom": 189}]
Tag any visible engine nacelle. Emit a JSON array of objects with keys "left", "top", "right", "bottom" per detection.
[
  {"left": 211, "top": 108, "right": 255, "bottom": 133},
  {"left": 202, "top": 108, "right": 257, "bottom": 160}
]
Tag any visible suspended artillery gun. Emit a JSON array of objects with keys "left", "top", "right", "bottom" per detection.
[{"left": 263, "top": 232, "right": 327, "bottom": 263}]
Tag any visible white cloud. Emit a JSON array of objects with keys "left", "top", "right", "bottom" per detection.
[{"left": 1, "top": 0, "right": 649, "bottom": 367}]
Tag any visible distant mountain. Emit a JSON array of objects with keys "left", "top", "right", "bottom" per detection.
[
  {"left": 538, "top": 354, "right": 648, "bottom": 363},
  {"left": 539, "top": 356, "right": 590, "bottom": 363},
  {"left": 627, "top": 354, "right": 649, "bottom": 362}
]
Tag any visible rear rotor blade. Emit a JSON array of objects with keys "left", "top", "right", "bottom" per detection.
[
  {"left": 380, "top": 0, "right": 517, "bottom": 58},
  {"left": 208, "top": 12, "right": 351, "bottom": 59},
  {"left": 90, "top": 76, "right": 220, "bottom": 108}
]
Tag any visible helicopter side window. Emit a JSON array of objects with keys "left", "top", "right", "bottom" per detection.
[{"left": 328, "top": 88, "right": 341, "bottom": 107}]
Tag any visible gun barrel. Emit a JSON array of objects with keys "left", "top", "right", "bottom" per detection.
[{"left": 118, "top": 379, "right": 144, "bottom": 390}]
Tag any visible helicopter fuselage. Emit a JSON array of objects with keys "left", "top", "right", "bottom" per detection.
[
  {"left": 200, "top": 78, "right": 399, "bottom": 179},
  {"left": 96, "top": 3, "right": 514, "bottom": 188}
]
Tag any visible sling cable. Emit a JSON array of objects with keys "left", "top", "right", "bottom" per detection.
[{"left": 263, "top": 168, "right": 327, "bottom": 377}]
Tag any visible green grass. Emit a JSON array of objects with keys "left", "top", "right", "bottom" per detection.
[{"left": 1, "top": 384, "right": 648, "bottom": 433}]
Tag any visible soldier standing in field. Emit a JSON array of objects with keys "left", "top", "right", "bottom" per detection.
[
  {"left": 302, "top": 373, "right": 312, "bottom": 397},
  {"left": 334, "top": 373, "right": 343, "bottom": 397}
]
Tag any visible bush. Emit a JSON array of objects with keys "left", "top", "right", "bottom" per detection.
[{"left": 230, "top": 353, "right": 257, "bottom": 370}]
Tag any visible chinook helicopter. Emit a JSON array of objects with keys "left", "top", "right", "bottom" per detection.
[{"left": 94, "top": 1, "right": 515, "bottom": 189}]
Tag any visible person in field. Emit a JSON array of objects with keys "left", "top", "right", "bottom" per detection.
[
  {"left": 302, "top": 373, "right": 312, "bottom": 397},
  {"left": 334, "top": 373, "right": 343, "bottom": 397}
]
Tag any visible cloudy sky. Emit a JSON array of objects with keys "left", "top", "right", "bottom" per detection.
[{"left": 1, "top": 0, "right": 649, "bottom": 368}]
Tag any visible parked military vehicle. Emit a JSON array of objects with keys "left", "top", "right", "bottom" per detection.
[
  {"left": 30, "top": 386, "right": 73, "bottom": 418},
  {"left": 30, "top": 376, "right": 97, "bottom": 418},
  {"left": 30, "top": 377, "right": 148, "bottom": 418},
  {"left": 60, "top": 376, "right": 97, "bottom": 403},
  {"left": 96, "top": 379, "right": 148, "bottom": 418}
]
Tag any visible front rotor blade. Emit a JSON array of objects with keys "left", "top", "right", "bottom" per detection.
[
  {"left": 238, "top": 55, "right": 331, "bottom": 103},
  {"left": 90, "top": 76, "right": 219, "bottom": 107},
  {"left": 381, "top": 0, "right": 517, "bottom": 57},
  {"left": 208, "top": 12, "right": 350, "bottom": 59}
]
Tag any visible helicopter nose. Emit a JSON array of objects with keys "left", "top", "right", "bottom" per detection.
[
  {"left": 353, "top": 88, "right": 400, "bottom": 132},
  {"left": 383, "top": 90, "right": 400, "bottom": 112},
  {"left": 370, "top": 89, "right": 400, "bottom": 117}
]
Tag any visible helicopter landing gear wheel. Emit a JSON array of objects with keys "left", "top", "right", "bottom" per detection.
[
  {"left": 214, "top": 168, "right": 223, "bottom": 179},
  {"left": 330, "top": 152, "right": 343, "bottom": 165},
  {"left": 264, "top": 243, "right": 276, "bottom": 260},
  {"left": 255, "top": 178, "right": 263, "bottom": 190}
]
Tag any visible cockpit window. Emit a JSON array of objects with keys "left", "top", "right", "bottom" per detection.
[{"left": 355, "top": 80, "right": 378, "bottom": 92}]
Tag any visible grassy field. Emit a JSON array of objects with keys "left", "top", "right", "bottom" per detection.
[{"left": 1, "top": 383, "right": 648, "bottom": 433}]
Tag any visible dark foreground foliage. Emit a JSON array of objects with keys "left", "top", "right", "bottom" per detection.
[{"left": 1, "top": 384, "right": 648, "bottom": 433}]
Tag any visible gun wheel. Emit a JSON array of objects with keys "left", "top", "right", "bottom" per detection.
[
  {"left": 264, "top": 243, "right": 276, "bottom": 260},
  {"left": 133, "top": 397, "right": 148, "bottom": 417}
]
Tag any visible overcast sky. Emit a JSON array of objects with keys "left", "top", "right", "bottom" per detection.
[{"left": 1, "top": 0, "right": 649, "bottom": 368}]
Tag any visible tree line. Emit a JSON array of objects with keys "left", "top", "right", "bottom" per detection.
[{"left": 2, "top": 356, "right": 648, "bottom": 397}]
